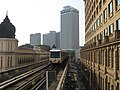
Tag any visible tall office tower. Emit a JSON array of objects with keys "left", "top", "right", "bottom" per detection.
[
  {"left": 30, "top": 33, "right": 41, "bottom": 46},
  {"left": 80, "top": 0, "right": 120, "bottom": 89},
  {"left": 43, "top": 31, "right": 60, "bottom": 48},
  {"left": 56, "top": 32, "right": 60, "bottom": 48},
  {"left": 60, "top": 6, "right": 79, "bottom": 50},
  {"left": 43, "top": 31, "right": 56, "bottom": 48}
]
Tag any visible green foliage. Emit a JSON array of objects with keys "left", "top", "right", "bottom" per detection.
[
  {"left": 66, "top": 50, "right": 75, "bottom": 58},
  {"left": 36, "top": 45, "right": 50, "bottom": 51},
  {"left": 19, "top": 44, "right": 33, "bottom": 48}
]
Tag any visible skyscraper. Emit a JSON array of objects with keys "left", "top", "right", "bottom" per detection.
[
  {"left": 60, "top": 6, "right": 79, "bottom": 50},
  {"left": 43, "top": 31, "right": 60, "bottom": 48},
  {"left": 30, "top": 33, "right": 41, "bottom": 46}
]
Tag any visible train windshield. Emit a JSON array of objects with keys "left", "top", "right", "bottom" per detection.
[{"left": 51, "top": 52, "right": 60, "bottom": 58}]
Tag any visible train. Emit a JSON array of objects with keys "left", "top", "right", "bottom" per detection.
[{"left": 49, "top": 49, "right": 68, "bottom": 64}]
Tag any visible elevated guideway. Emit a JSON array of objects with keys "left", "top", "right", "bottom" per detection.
[{"left": 49, "top": 63, "right": 68, "bottom": 90}]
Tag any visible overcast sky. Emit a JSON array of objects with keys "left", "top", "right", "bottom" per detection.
[{"left": 0, "top": 0, "right": 85, "bottom": 46}]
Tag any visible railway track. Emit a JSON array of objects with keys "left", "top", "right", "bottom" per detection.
[
  {"left": 0, "top": 60, "right": 48, "bottom": 83},
  {"left": 33, "top": 59, "right": 68, "bottom": 90},
  {"left": 0, "top": 63, "right": 53, "bottom": 90}
]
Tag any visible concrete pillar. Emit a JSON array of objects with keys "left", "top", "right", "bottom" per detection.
[{"left": 114, "top": 45, "right": 118, "bottom": 80}]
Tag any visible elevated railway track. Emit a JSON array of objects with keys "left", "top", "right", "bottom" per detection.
[
  {"left": 0, "top": 62, "right": 52, "bottom": 90},
  {"left": 0, "top": 59, "right": 48, "bottom": 83}
]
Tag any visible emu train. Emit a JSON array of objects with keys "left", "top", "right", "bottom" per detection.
[{"left": 49, "top": 49, "right": 68, "bottom": 63}]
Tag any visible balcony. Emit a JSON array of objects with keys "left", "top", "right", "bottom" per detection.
[
  {"left": 109, "top": 30, "right": 120, "bottom": 42},
  {"left": 104, "top": 36, "right": 109, "bottom": 44}
]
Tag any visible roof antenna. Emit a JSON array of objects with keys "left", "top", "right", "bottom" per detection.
[{"left": 6, "top": 10, "right": 8, "bottom": 16}]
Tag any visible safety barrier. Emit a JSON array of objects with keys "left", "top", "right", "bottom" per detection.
[{"left": 56, "top": 63, "right": 68, "bottom": 90}]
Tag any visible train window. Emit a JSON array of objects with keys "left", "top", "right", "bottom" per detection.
[{"left": 51, "top": 52, "right": 60, "bottom": 58}]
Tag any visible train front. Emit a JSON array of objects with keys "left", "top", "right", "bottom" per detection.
[{"left": 49, "top": 49, "right": 61, "bottom": 63}]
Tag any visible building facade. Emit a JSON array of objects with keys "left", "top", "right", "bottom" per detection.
[
  {"left": 55, "top": 32, "right": 60, "bottom": 48},
  {"left": 0, "top": 15, "right": 49, "bottom": 71},
  {"left": 30, "top": 33, "right": 41, "bottom": 46},
  {"left": 80, "top": 0, "right": 120, "bottom": 90},
  {"left": 43, "top": 31, "right": 60, "bottom": 48},
  {"left": 60, "top": 6, "right": 79, "bottom": 50}
]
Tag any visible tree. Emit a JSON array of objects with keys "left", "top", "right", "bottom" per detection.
[{"left": 19, "top": 44, "right": 33, "bottom": 48}]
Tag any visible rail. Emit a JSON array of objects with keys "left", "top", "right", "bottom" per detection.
[
  {"left": 0, "top": 63, "right": 50, "bottom": 90},
  {"left": 56, "top": 63, "right": 68, "bottom": 90}
]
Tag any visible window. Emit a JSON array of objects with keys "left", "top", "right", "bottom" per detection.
[
  {"left": 103, "top": 8, "right": 107, "bottom": 21},
  {"left": 103, "top": 0, "right": 106, "bottom": 4},
  {"left": 116, "top": 0, "right": 120, "bottom": 5},
  {"left": 97, "top": 34, "right": 99, "bottom": 40},
  {"left": 96, "top": 0, "right": 98, "bottom": 4},
  {"left": 96, "top": 6, "right": 98, "bottom": 14},
  {"left": 111, "top": 49, "right": 114, "bottom": 68},
  {"left": 93, "top": 36, "right": 96, "bottom": 42},
  {"left": 94, "top": 22, "right": 96, "bottom": 31},
  {"left": 94, "top": 1, "right": 95, "bottom": 8},
  {"left": 109, "top": 23, "right": 114, "bottom": 35},
  {"left": 92, "top": 25, "right": 94, "bottom": 31},
  {"left": 99, "top": 14, "right": 102, "bottom": 25},
  {"left": 104, "top": 28, "right": 108, "bottom": 36},
  {"left": 1, "top": 57, "right": 3, "bottom": 68},
  {"left": 50, "top": 52, "right": 60, "bottom": 58},
  {"left": 109, "top": 1, "right": 113, "bottom": 14},
  {"left": 99, "top": 1, "right": 102, "bottom": 10},
  {"left": 96, "top": 19, "right": 98, "bottom": 28},
  {"left": 117, "top": 18, "right": 120, "bottom": 30},
  {"left": 100, "top": 31, "right": 103, "bottom": 40},
  {"left": 108, "top": 50, "right": 111, "bottom": 67},
  {"left": 94, "top": 11, "right": 95, "bottom": 18}
]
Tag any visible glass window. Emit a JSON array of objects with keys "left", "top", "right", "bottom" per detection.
[
  {"left": 109, "top": 2, "right": 113, "bottom": 13},
  {"left": 94, "top": 22, "right": 96, "bottom": 30},
  {"left": 103, "top": 0, "right": 106, "bottom": 4},
  {"left": 99, "top": 1, "right": 102, "bottom": 10},
  {"left": 118, "top": 47, "right": 120, "bottom": 70},
  {"left": 100, "top": 31, "right": 103, "bottom": 40},
  {"left": 94, "top": 36, "right": 96, "bottom": 42},
  {"left": 92, "top": 25, "right": 94, "bottom": 31},
  {"left": 99, "top": 15, "right": 102, "bottom": 24},
  {"left": 109, "top": 23, "right": 114, "bottom": 35},
  {"left": 50, "top": 52, "right": 60, "bottom": 58},
  {"left": 103, "top": 8, "right": 107, "bottom": 20},
  {"left": 117, "top": 0, "right": 120, "bottom": 5},
  {"left": 1, "top": 57, "right": 3, "bottom": 68},
  {"left": 104, "top": 28, "right": 108, "bottom": 36},
  {"left": 96, "top": 6, "right": 98, "bottom": 14},
  {"left": 117, "top": 19, "right": 120, "bottom": 30}
]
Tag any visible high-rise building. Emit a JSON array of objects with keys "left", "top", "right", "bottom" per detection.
[
  {"left": 43, "top": 31, "right": 56, "bottom": 48},
  {"left": 30, "top": 33, "right": 41, "bottom": 46},
  {"left": 43, "top": 31, "right": 60, "bottom": 48},
  {"left": 56, "top": 32, "right": 60, "bottom": 48},
  {"left": 60, "top": 6, "right": 79, "bottom": 50},
  {"left": 80, "top": 0, "right": 120, "bottom": 89}
]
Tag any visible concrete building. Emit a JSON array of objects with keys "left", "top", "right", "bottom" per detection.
[
  {"left": 60, "top": 6, "right": 79, "bottom": 50},
  {"left": 43, "top": 31, "right": 60, "bottom": 48},
  {"left": 0, "top": 15, "right": 49, "bottom": 71},
  {"left": 80, "top": 0, "right": 120, "bottom": 90},
  {"left": 30, "top": 33, "right": 41, "bottom": 46},
  {"left": 43, "top": 31, "right": 56, "bottom": 48},
  {"left": 55, "top": 32, "right": 60, "bottom": 48}
]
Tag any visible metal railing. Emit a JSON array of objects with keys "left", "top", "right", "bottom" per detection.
[{"left": 56, "top": 63, "right": 68, "bottom": 90}]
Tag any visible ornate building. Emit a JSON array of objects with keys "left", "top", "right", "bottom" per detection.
[
  {"left": 80, "top": 0, "right": 120, "bottom": 90},
  {"left": 0, "top": 15, "right": 49, "bottom": 71}
]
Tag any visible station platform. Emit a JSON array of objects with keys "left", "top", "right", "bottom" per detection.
[{"left": 49, "top": 70, "right": 63, "bottom": 90}]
